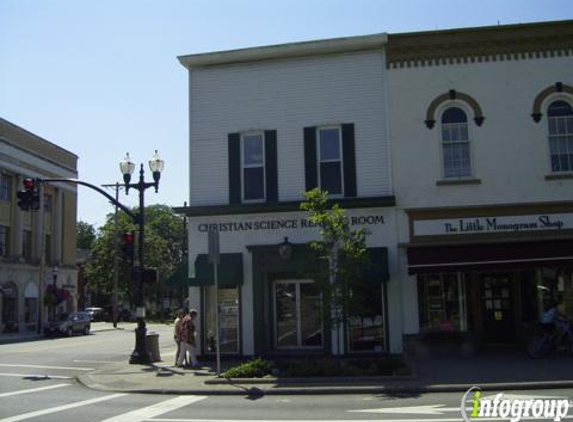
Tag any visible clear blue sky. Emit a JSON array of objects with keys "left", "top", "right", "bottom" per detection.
[{"left": 1, "top": 0, "right": 572, "bottom": 228}]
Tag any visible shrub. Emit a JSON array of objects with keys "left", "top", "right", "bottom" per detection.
[{"left": 223, "top": 358, "right": 271, "bottom": 379}]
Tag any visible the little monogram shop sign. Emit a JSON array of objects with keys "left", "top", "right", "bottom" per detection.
[{"left": 414, "top": 213, "right": 573, "bottom": 237}]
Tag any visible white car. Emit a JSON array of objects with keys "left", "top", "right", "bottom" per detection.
[{"left": 85, "top": 307, "right": 105, "bottom": 321}]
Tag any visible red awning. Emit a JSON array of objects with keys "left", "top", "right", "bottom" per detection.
[{"left": 407, "top": 239, "right": 573, "bottom": 274}]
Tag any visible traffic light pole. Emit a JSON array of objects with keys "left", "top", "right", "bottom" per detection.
[{"left": 33, "top": 177, "right": 151, "bottom": 364}]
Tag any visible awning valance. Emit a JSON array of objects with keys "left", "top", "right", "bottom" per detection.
[
  {"left": 189, "top": 253, "right": 244, "bottom": 288},
  {"left": 407, "top": 239, "right": 573, "bottom": 274}
]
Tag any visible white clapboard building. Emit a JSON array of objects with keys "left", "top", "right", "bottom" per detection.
[{"left": 176, "top": 19, "right": 573, "bottom": 357}]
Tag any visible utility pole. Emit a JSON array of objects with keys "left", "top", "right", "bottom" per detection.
[{"left": 102, "top": 183, "right": 120, "bottom": 328}]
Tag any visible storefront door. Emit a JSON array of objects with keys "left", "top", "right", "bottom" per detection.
[
  {"left": 273, "top": 280, "right": 323, "bottom": 349},
  {"left": 481, "top": 274, "right": 515, "bottom": 343}
]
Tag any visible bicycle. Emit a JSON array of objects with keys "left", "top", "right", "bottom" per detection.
[{"left": 527, "top": 319, "right": 573, "bottom": 358}]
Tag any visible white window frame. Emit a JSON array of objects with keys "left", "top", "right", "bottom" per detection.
[
  {"left": 240, "top": 131, "right": 266, "bottom": 203},
  {"left": 438, "top": 104, "right": 474, "bottom": 180},
  {"left": 316, "top": 126, "right": 344, "bottom": 196},
  {"left": 546, "top": 97, "right": 573, "bottom": 174}
]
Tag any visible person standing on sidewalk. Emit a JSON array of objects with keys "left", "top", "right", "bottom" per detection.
[
  {"left": 176, "top": 309, "right": 199, "bottom": 368},
  {"left": 173, "top": 309, "right": 185, "bottom": 366}
]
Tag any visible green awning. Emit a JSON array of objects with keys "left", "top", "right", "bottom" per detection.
[
  {"left": 362, "top": 247, "right": 389, "bottom": 283},
  {"left": 189, "top": 253, "right": 243, "bottom": 288},
  {"left": 164, "top": 262, "right": 190, "bottom": 287}
]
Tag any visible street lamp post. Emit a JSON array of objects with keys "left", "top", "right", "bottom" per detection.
[
  {"left": 52, "top": 266, "right": 58, "bottom": 319},
  {"left": 120, "top": 151, "right": 164, "bottom": 365}
]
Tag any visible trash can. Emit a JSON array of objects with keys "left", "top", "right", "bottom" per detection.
[{"left": 146, "top": 332, "right": 161, "bottom": 362}]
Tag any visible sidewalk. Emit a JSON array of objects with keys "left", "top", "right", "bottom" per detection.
[
  {"left": 3, "top": 327, "right": 573, "bottom": 395},
  {"left": 77, "top": 349, "right": 573, "bottom": 396}
]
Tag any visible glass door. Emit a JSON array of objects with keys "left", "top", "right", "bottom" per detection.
[
  {"left": 274, "top": 280, "right": 322, "bottom": 349},
  {"left": 481, "top": 274, "right": 514, "bottom": 343}
]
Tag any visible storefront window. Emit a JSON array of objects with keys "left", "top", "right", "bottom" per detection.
[
  {"left": 274, "top": 280, "right": 323, "bottom": 349},
  {"left": 205, "top": 287, "right": 239, "bottom": 353},
  {"left": 537, "top": 268, "right": 573, "bottom": 320},
  {"left": 348, "top": 281, "right": 385, "bottom": 352},
  {"left": 418, "top": 273, "right": 467, "bottom": 332}
]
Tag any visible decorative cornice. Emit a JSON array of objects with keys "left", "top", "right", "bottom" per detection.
[
  {"left": 425, "top": 89, "right": 485, "bottom": 129},
  {"left": 387, "top": 20, "right": 573, "bottom": 69},
  {"left": 174, "top": 196, "right": 396, "bottom": 217}
]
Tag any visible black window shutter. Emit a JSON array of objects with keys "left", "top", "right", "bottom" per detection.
[
  {"left": 303, "top": 126, "right": 318, "bottom": 191},
  {"left": 264, "top": 130, "right": 278, "bottom": 202},
  {"left": 228, "top": 133, "right": 241, "bottom": 204},
  {"left": 341, "top": 123, "right": 357, "bottom": 197}
]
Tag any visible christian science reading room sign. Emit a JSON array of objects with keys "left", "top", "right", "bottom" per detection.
[
  {"left": 195, "top": 215, "right": 385, "bottom": 233},
  {"left": 414, "top": 213, "right": 573, "bottom": 237}
]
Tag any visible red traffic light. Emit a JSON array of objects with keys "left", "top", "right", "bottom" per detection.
[
  {"left": 23, "top": 179, "right": 35, "bottom": 190},
  {"left": 122, "top": 232, "right": 135, "bottom": 243}
]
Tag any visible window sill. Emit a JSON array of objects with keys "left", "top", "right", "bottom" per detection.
[
  {"left": 436, "top": 179, "right": 481, "bottom": 186},
  {"left": 545, "top": 173, "right": 573, "bottom": 181}
]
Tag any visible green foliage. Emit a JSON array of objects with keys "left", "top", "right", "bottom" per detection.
[
  {"left": 84, "top": 205, "right": 185, "bottom": 307},
  {"left": 223, "top": 358, "right": 271, "bottom": 379},
  {"left": 300, "top": 188, "right": 370, "bottom": 332},
  {"left": 77, "top": 221, "right": 96, "bottom": 250}
]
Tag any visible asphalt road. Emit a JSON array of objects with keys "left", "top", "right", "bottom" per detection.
[{"left": 1, "top": 325, "right": 573, "bottom": 422}]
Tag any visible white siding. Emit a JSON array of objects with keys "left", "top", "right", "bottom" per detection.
[{"left": 189, "top": 50, "right": 392, "bottom": 205}]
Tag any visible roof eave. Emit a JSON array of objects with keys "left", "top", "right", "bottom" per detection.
[{"left": 178, "top": 33, "right": 388, "bottom": 69}]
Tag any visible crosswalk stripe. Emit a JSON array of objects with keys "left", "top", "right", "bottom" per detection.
[
  {"left": 0, "top": 383, "right": 70, "bottom": 398},
  {"left": 0, "top": 372, "right": 73, "bottom": 379},
  {"left": 0, "top": 393, "right": 126, "bottom": 422},
  {"left": 97, "top": 396, "right": 207, "bottom": 422},
  {"left": 0, "top": 363, "right": 93, "bottom": 371}
]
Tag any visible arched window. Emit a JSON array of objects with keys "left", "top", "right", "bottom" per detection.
[
  {"left": 441, "top": 107, "right": 471, "bottom": 178},
  {"left": 548, "top": 100, "right": 573, "bottom": 173}
]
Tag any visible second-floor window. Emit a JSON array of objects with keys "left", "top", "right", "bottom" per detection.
[
  {"left": 0, "top": 226, "right": 9, "bottom": 257},
  {"left": 318, "top": 127, "right": 343, "bottom": 196},
  {"left": 441, "top": 107, "right": 471, "bottom": 179},
  {"left": 22, "top": 230, "right": 32, "bottom": 260},
  {"left": 548, "top": 100, "right": 573, "bottom": 173},
  {"left": 44, "top": 194, "right": 52, "bottom": 212},
  {"left": 228, "top": 130, "right": 278, "bottom": 204},
  {"left": 0, "top": 174, "right": 12, "bottom": 201},
  {"left": 304, "top": 123, "right": 357, "bottom": 198},
  {"left": 241, "top": 133, "right": 266, "bottom": 201}
]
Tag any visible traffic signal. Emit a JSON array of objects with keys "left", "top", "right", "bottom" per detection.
[
  {"left": 16, "top": 179, "right": 40, "bottom": 211},
  {"left": 121, "top": 232, "right": 135, "bottom": 265}
]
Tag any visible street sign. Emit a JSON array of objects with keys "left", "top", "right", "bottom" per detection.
[{"left": 208, "top": 230, "right": 220, "bottom": 264}]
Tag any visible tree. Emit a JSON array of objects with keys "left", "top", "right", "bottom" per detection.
[
  {"left": 84, "top": 205, "right": 185, "bottom": 310},
  {"left": 300, "top": 188, "right": 370, "bottom": 355},
  {"left": 77, "top": 220, "right": 96, "bottom": 250}
]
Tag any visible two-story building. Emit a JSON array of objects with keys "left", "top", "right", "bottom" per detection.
[
  {"left": 389, "top": 20, "right": 573, "bottom": 355},
  {"left": 0, "top": 118, "right": 78, "bottom": 335},
  {"left": 176, "top": 35, "right": 399, "bottom": 356},
  {"left": 177, "top": 19, "right": 573, "bottom": 357}
]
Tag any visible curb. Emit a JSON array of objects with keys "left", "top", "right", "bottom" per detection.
[{"left": 76, "top": 371, "right": 573, "bottom": 396}]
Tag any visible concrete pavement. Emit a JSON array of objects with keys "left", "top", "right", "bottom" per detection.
[
  {"left": 76, "top": 344, "right": 573, "bottom": 396},
  {"left": 3, "top": 323, "right": 573, "bottom": 396}
]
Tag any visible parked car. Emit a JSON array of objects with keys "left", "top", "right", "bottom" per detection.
[
  {"left": 44, "top": 312, "right": 91, "bottom": 337},
  {"left": 85, "top": 307, "right": 105, "bottom": 321}
]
